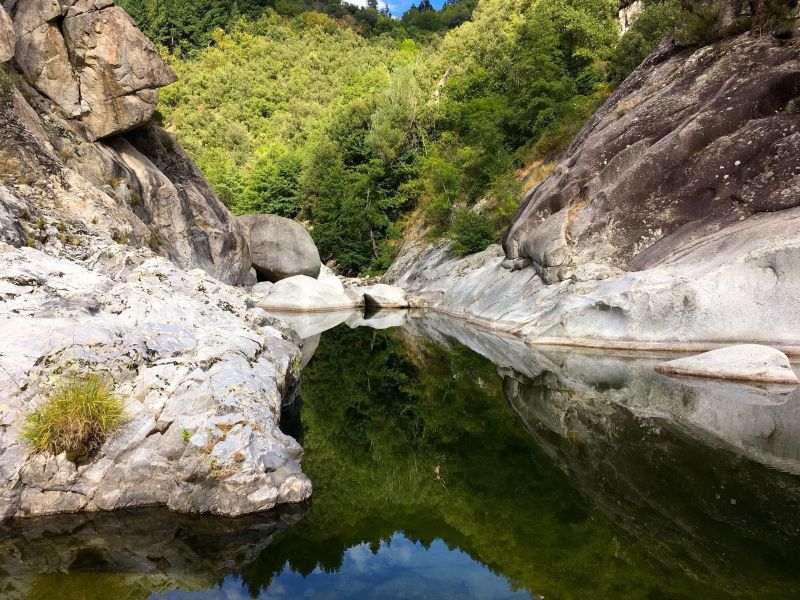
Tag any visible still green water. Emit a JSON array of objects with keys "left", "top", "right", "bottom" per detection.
[{"left": 2, "top": 318, "right": 800, "bottom": 599}]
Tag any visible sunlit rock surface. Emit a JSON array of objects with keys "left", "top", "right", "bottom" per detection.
[
  {"left": 0, "top": 2, "right": 250, "bottom": 285},
  {"left": 0, "top": 242, "right": 311, "bottom": 519}
]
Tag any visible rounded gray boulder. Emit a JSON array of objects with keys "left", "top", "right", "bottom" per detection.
[{"left": 238, "top": 214, "right": 321, "bottom": 283}]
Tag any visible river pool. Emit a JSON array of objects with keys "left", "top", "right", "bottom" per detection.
[{"left": 2, "top": 311, "right": 800, "bottom": 599}]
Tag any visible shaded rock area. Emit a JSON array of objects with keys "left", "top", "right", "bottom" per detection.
[
  {"left": 387, "top": 27, "right": 800, "bottom": 353},
  {"left": 238, "top": 214, "right": 321, "bottom": 283},
  {"left": 503, "top": 33, "right": 800, "bottom": 282},
  {"left": 656, "top": 345, "right": 800, "bottom": 384},
  {"left": 0, "top": 504, "right": 306, "bottom": 599},
  {"left": 0, "top": 241, "right": 311, "bottom": 519}
]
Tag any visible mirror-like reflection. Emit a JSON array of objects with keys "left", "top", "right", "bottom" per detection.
[{"left": 2, "top": 312, "right": 800, "bottom": 599}]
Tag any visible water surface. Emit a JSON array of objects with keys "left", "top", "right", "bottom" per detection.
[{"left": 3, "top": 313, "right": 800, "bottom": 599}]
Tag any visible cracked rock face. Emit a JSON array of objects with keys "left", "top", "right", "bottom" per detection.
[
  {"left": 7, "top": 0, "right": 176, "bottom": 139},
  {"left": 0, "top": 240, "right": 311, "bottom": 519},
  {"left": 0, "top": 58, "right": 250, "bottom": 285},
  {"left": 502, "top": 33, "right": 800, "bottom": 283}
]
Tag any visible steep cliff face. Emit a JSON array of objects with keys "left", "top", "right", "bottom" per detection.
[
  {"left": 0, "top": 0, "right": 250, "bottom": 285},
  {"left": 389, "top": 17, "right": 800, "bottom": 351},
  {"left": 503, "top": 32, "right": 800, "bottom": 283},
  {"left": 0, "top": 2, "right": 310, "bottom": 519}
]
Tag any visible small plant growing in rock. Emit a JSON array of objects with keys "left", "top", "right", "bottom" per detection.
[
  {"left": 59, "top": 147, "right": 75, "bottom": 161},
  {"left": 22, "top": 375, "right": 124, "bottom": 462},
  {"left": 130, "top": 193, "right": 142, "bottom": 206},
  {"left": 0, "top": 68, "right": 20, "bottom": 103},
  {"left": 36, "top": 216, "right": 46, "bottom": 230},
  {"left": 182, "top": 428, "right": 192, "bottom": 442},
  {"left": 56, "top": 221, "right": 67, "bottom": 233},
  {"left": 112, "top": 230, "right": 130, "bottom": 245},
  {"left": 147, "top": 230, "right": 162, "bottom": 250}
]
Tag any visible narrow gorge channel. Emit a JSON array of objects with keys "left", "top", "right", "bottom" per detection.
[{"left": 3, "top": 311, "right": 800, "bottom": 599}]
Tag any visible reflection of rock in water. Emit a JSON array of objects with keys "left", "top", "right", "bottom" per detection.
[
  {"left": 504, "top": 370, "right": 800, "bottom": 584},
  {"left": 404, "top": 312, "right": 800, "bottom": 473},
  {"left": 0, "top": 505, "right": 306, "bottom": 599},
  {"left": 402, "top": 313, "right": 800, "bottom": 586}
]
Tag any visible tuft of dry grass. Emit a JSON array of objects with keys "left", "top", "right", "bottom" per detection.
[{"left": 22, "top": 375, "right": 124, "bottom": 461}]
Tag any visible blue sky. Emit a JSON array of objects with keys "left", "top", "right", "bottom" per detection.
[{"left": 345, "top": 0, "right": 447, "bottom": 17}]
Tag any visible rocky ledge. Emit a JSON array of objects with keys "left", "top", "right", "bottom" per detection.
[{"left": 0, "top": 238, "right": 311, "bottom": 519}]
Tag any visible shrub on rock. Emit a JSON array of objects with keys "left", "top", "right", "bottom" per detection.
[{"left": 23, "top": 375, "right": 124, "bottom": 461}]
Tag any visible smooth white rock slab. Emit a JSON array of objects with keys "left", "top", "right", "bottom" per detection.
[{"left": 655, "top": 345, "right": 799, "bottom": 385}]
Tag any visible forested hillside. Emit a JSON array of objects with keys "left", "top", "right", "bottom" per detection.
[{"left": 122, "top": 0, "right": 680, "bottom": 274}]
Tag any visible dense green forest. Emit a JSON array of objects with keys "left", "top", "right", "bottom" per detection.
[{"left": 121, "top": 0, "right": 680, "bottom": 273}]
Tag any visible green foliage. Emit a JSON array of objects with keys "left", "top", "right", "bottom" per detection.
[
  {"left": 450, "top": 208, "right": 495, "bottom": 256},
  {"left": 23, "top": 375, "right": 124, "bottom": 460},
  {"left": 674, "top": 1, "right": 721, "bottom": 45},
  {"left": 155, "top": 0, "right": 731, "bottom": 268},
  {"left": 118, "top": 0, "right": 475, "bottom": 54},
  {"left": 147, "top": 230, "right": 162, "bottom": 249},
  {"left": 0, "top": 67, "right": 19, "bottom": 102},
  {"left": 610, "top": 0, "right": 681, "bottom": 83},
  {"left": 757, "top": 0, "right": 798, "bottom": 37}
]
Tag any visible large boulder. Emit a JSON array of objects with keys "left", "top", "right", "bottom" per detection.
[
  {"left": 62, "top": 4, "right": 177, "bottom": 138},
  {"left": 238, "top": 214, "right": 321, "bottom": 282},
  {"left": 355, "top": 283, "right": 409, "bottom": 309},
  {"left": 655, "top": 345, "right": 799, "bottom": 385},
  {"left": 0, "top": 241, "right": 311, "bottom": 519},
  {"left": 6, "top": 0, "right": 176, "bottom": 138},
  {"left": 256, "top": 275, "right": 357, "bottom": 311},
  {"left": 0, "top": 6, "right": 13, "bottom": 63}
]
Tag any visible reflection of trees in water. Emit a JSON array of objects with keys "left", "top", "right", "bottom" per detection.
[
  {"left": 4, "top": 323, "right": 800, "bottom": 599},
  {"left": 243, "top": 325, "right": 800, "bottom": 598}
]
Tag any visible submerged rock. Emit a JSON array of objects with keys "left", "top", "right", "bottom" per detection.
[
  {"left": 0, "top": 505, "right": 306, "bottom": 599},
  {"left": 238, "top": 214, "right": 321, "bottom": 283},
  {"left": 655, "top": 345, "right": 799, "bottom": 385}
]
